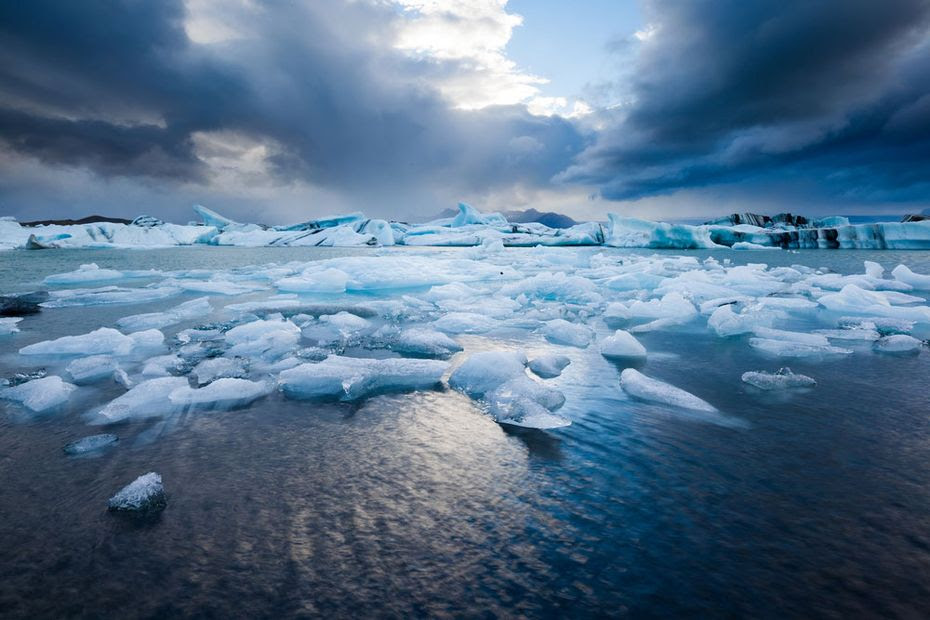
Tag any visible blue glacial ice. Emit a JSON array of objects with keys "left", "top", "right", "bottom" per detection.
[{"left": 107, "top": 472, "right": 166, "bottom": 513}]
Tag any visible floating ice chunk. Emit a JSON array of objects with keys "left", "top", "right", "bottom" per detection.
[
  {"left": 63, "top": 433, "right": 119, "bottom": 455},
  {"left": 393, "top": 329, "right": 463, "bottom": 358},
  {"left": 749, "top": 338, "right": 852, "bottom": 357},
  {"left": 95, "top": 377, "right": 190, "bottom": 423},
  {"left": 818, "top": 284, "right": 930, "bottom": 322},
  {"left": 0, "top": 317, "right": 22, "bottom": 335},
  {"left": 629, "top": 317, "right": 688, "bottom": 333},
  {"left": 501, "top": 272, "right": 602, "bottom": 304},
  {"left": 43, "top": 263, "right": 124, "bottom": 285},
  {"left": 113, "top": 368, "right": 133, "bottom": 389},
  {"left": 541, "top": 319, "right": 594, "bottom": 347},
  {"left": 707, "top": 304, "right": 779, "bottom": 337},
  {"left": 279, "top": 356, "right": 448, "bottom": 401},
  {"left": 528, "top": 355, "right": 571, "bottom": 378},
  {"left": 192, "top": 357, "right": 248, "bottom": 385},
  {"left": 42, "top": 285, "right": 181, "bottom": 308},
  {"left": 448, "top": 351, "right": 528, "bottom": 398},
  {"left": 128, "top": 329, "right": 165, "bottom": 351},
  {"left": 605, "top": 214, "right": 718, "bottom": 249},
  {"left": 626, "top": 292, "right": 697, "bottom": 321},
  {"left": 107, "top": 472, "right": 166, "bottom": 513},
  {"left": 741, "top": 368, "right": 816, "bottom": 390},
  {"left": 224, "top": 318, "right": 301, "bottom": 360},
  {"left": 891, "top": 264, "right": 930, "bottom": 290},
  {"left": 604, "top": 272, "right": 665, "bottom": 291},
  {"left": 620, "top": 369, "right": 717, "bottom": 412},
  {"left": 169, "top": 378, "right": 272, "bottom": 410},
  {"left": 432, "top": 312, "right": 498, "bottom": 334},
  {"left": 277, "top": 268, "right": 349, "bottom": 293},
  {"left": 116, "top": 297, "right": 211, "bottom": 331},
  {"left": 752, "top": 327, "right": 830, "bottom": 346},
  {"left": 873, "top": 335, "right": 924, "bottom": 354},
  {"left": 732, "top": 242, "right": 780, "bottom": 250},
  {"left": 604, "top": 302, "right": 631, "bottom": 321},
  {"left": 2, "top": 375, "right": 76, "bottom": 412},
  {"left": 142, "top": 354, "right": 184, "bottom": 377},
  {"left": 67, "top": 355, "right": 119, "bottom": 383},
  {"left": 838, "top": 316, "right": 915, "bottom": 335},
  {"left": 485, "top": 377, "right": 569, "bottom": 429},
  {"left": 814, "top": 328, "right": 881, "bottom": 341},
  {"left": 599, "top": 330, "right": 647, "bottom": 360},
  {"left": 20, "top": 327, "right": 135, "bottom": 357},
  {"left": 864, "top": 261, "right": 884, "bottom": 279},
  {"left": 172, "top": 279, "right": 265, "bottom": 296},
  {"left": 319, "top": 311, "right": 371, "bottom": 333}
]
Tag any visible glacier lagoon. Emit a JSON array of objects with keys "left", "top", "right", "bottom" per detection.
[{"left": 1, "top": 245, "right": 930, "bottom": 617}]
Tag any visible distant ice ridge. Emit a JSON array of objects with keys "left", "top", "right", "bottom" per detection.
[{"left": 5, "top": 202, "right": 930, "bottom": 250}]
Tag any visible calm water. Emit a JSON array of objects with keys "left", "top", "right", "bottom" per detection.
[{"left": 2, "top": 246, "right": 930, "bottom": 618}]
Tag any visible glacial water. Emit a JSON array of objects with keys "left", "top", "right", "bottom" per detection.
[{"left": 2, "top": 246, "right": 930, "bottom": 618}]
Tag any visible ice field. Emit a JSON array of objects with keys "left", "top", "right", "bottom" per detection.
[{"left": 1, "top": 244, "right": 930, "bottom": 616}]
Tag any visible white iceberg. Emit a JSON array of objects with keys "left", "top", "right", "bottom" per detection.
[
  {"left": 279, "top": 356, "right": 447, "bottom": 401},
  {"left": 2, "top": 375, "right": 76, "bottom": 412},
  {"left": 620, "top": 368, "right": 717, "bottom": 412},
  {"left": 600, "top": 330, "right": 647, "bottom": 360},
  {"left": 540, "top": 319, "right": 594, "bottom": 347},
  {"left": 741, "top": 368, "right": 816, "bottom": 390},
  {"left": 527, "top": 355, "right": 571, "bottom": 378}
]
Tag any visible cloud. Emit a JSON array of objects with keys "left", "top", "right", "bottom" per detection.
[
  {"left": 560, "top": 0, "right": 930, "bottom": 206},
  {"left": 0, "top": 0, "right": 586, "bottom": 221}
]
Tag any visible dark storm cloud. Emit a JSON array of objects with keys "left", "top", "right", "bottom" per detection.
[
  {"left": 562, "top": 0, "right": 930, "bottom": 203},
  {"left": 0, "top": 0, "right": 585, "bottom": 219}
]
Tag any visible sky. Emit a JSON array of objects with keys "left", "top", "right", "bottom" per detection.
[{"left": 1, "top": 0, "right": 929, "bottom": 224}]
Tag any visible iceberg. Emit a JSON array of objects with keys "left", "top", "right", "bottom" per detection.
[
  {"left": 0, "top": 317, "right": 22, "bottom": 335},
  {"left": 278, "top": 356, "right": 447, "bottom": 401},
  {"left": 94, "top": 377, "right": 190, "bottom": 423},
  {"left": 540, "top": 319, "right": 594, "bottom": 347},
  {"left": 2, "top": 375, "right": 76, "bottom": 412},
  {"left": 63, "top": 433, "right": 119, "bottom": 455},
  {"left": 43, "top": 263, "right": 126, "bottom": 285},
  {"left": 116, "top": 297, "right": 212, "bottom": 331},
  {"left": 20, "top": 327, "right": 136, "bottom": 357},
  {"left": 527, "top": 355, "right": 571, "bottom": 379},
  {"left": 107, "top": 472, "right": 167, "bottom": 513},
  {"left": 873, "top": 335, "right": 924, "bottom": 354},
  {"left": 169, "top": 378, "right": 272, "bottom": 410},
  {"left": 485, "top": 377, "right": 570, "bottom": 429},
  {"left": 448, "top": 351, "right": 528, "bottom": 398},
  {"left": 192, "top": 357, "right": 249, "bottom": 385},
  {"left": 600, "top": 330, "right": 647, "bottom": 360},
  {"left": 66, "top": 355, "right": 120, "bottom": 384},
  {"left": 392, "top": 329, "right": 463, "bottom": 358},
  {"left": 620, "top": 369, "right": 717, "bottom": 412},
  {"left": 892, "top": 264, "right": 930, "bottom": 290},
  {"left": 741, "top": 368, "right": 816, "bottom": 390}
]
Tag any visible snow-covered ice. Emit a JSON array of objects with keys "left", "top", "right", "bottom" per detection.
[
  {"left": 107, "top": 472, "right": 167, "bottom": 513},
  {"left": 741, "top": 368, "right": 817, "bottom": 390}
]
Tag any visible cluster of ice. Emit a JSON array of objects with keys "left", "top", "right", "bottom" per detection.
[
  {"left": 4, "top": 241, "right": 930, "bottom": 440},
  {"left": 448, "top": 351, "right": 570, "bottom": 428},
  {"left": 8, "top": 203, "right": 928, "bottom": 250}
]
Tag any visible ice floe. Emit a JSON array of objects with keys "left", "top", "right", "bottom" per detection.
[
  {"left": 527, "top": 355, "right": 571, "bottom": 378},
  {"left": 2, "top": 375, "right": 76, "bottom": 412},
  {"left": 279, "top": 356, "right": 447, "bottom": 401},
  {"left": 741, "top": 368, "right": 816, "bottom": 390},
  {"left": 63, "top": 433, "right": 119, "bottom": 455},
  {"left": 620, "top": 369, "right": 717, "bottom": 412}
]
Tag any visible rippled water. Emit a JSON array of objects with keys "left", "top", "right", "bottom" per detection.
[{"left": 2, "top": 246, "right": 930, "bottom": 618}]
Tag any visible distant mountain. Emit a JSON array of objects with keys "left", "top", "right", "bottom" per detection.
[
  {"left": 503, "top": 208, "right": 578, "bottom": 229},
  {"left": 20, "top": 215, "right": 132, "bottom": 227},
  {"left": 423, "top": 207, "right": 578, "bottom": 228}
]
